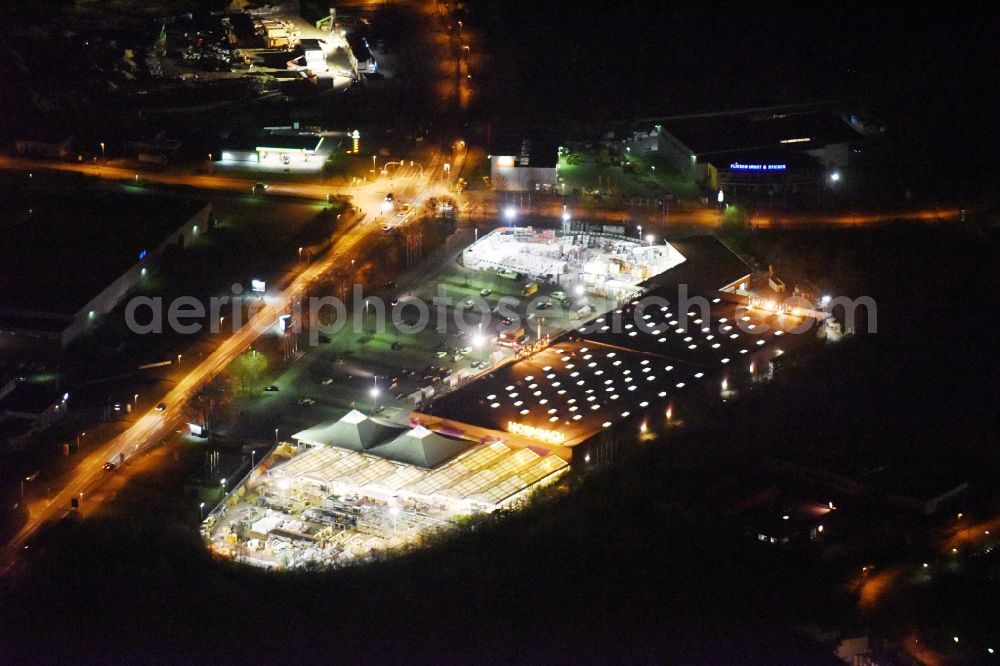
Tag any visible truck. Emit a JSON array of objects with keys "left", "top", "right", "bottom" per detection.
[{"left": 498, "top": 327, "right": 526, "bottom": 347}]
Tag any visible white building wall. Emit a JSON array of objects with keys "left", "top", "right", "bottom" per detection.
[{"left": 489, "top": 159, "right": 558, "bottom": 191}]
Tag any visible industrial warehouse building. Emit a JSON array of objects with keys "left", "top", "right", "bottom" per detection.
[
  {"left": 0, "top": 193, "right": 211, "bottom": 348},
  {"left": 489, "top": 137, "right": 559, "bottom": 191},
  {"left": 619, "top": 111, "right": 870, "bottom": 197}
]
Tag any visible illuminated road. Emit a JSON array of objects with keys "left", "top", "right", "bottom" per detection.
[
  {"left": 0, "top": 152, "right": 453, "bottom": 575},
  {"left": 0, "top": 154, "right": 337, "bottom": 200}
]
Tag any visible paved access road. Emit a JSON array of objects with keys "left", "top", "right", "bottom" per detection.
[{"left": 0, "top": 151, "right": 453, "bottom": 575}]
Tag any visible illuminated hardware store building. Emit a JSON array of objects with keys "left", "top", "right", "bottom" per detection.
[{"left": 417, "top": 237, "right": 821, "bottom": 465}]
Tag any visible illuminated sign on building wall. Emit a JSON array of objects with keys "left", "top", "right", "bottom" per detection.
[
  {"left": 507, "top": 421, "right": 566, "bottom": 444},
  {"left": 495, "top": 156, "right": 516, "bottom": 168},
  {"left": 729, "top": 162, "right": 787, "bottom": 171}
]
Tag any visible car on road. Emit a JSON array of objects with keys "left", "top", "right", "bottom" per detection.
[
  {"left": 297, "top": 397, "right": 317, "bottom": 406},
  {"left": 264, "top": 385, "right": 280, "bottom": 392},
  {"left": 253, "top": 182, "right": 269, "bottom": 194},
  {"left": 155, "top": 402, "right": 167, "bottom": 411},
  {"left": 463, "top": 299, "right": 477, "bottom": 311},
  {"left": 384, "top": 281, "right": 396, "bottom": 289},
  {"left": 435, "top": 350, "right": 449, "bottom": 358},
  {"left": 384, "top": 193, "right": 394, "bottom": 202},
  {"left": 382, "top": 224, "right": 393, "bottom": 233},
  {"left": 471, "top": 360, "right": 489, "bottom": 369},
  {"left": 456, "top": 346, "right": 472, "bottom": 355},
  {"left": 479, "top": 288, "right": 492, "bottom": 297},
  {"left": 537, "top": 300, "right": 553, "bottom": 310},
  {"left": 320, "top": 378, "right": 334, "bottom": 385},
  {"left": 103, "top": 461, "right": 117, "bottom": 472},
  {"left": 551, "top": 291, "right": 570, "bottom": 304}
]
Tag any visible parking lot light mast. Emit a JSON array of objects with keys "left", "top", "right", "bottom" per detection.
[
  {"left": 199, "top": 502, "right": 205, "bottom": 520},
  {"left": 274, "top": 428, "right": 279, "bottom": 444},
  {"left": 370, "top": 377, "right": 380, "bottom": 414}
]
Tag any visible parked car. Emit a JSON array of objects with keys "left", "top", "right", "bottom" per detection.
[
  {"left": 264, "top": 385, "right": 280, "bottom": 392},
  {"left": 155, "top": 402, "right": 167, "bottom": 411},
  {"left": 252, "top": 182, "right": 269, "bottom": 194}
]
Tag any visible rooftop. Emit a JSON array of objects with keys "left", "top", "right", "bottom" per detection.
[
  {"left": 274, "top": 438, "right": 568, "bottom": 509},
  {"left": 0, "top": 382, "right": 62, "bottom": 416},
  {"left": 255, "top": 133, "right": 326, "bottom": 152},
  {"left": 491, "top": 137, "right": 559, "bottom": 169},
  {"left": 0, "top": 192, "right": 207, "bottom": 315},
  {"left": 425, "top": 236, "right": 815, "bottom": 449},
  {"left": 664, "top": 111, "right": 865, "bottom": 158}
]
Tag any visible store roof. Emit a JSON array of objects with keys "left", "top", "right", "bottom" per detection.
[
  {"left": 274, "top": 439, "right": 569, "bottom": 508},
  {"left": 367, "top": 425, "right": 471, "bottom": 468},
  {"left": 292, "top": 409, "right": 406, "bottom": 451}
]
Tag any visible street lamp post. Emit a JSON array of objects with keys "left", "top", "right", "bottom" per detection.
[
  {"left": 274, "top": 428, "right": 279, "bottom": 444},
  {"left": 637, "top": 224, "right": 642, "bottom": 239},
  {"left": 100, "top": 142, "right": 105, "bottom": 161},
  {"left": 370, "top": 378, "right": 380, "bottom": 415},
  {"left": 252, "top": 449, "right": 257, "bottom": 467},
  {"left": 220, "top": 478, "right": 226, "bottom": 499},
  {"left": 199, "top": 502, "right": 206, "bottom": 520}
]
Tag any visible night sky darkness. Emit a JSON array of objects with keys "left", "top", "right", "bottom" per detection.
[{"left": 475, "top": 2, "right": 1000, "bottom": 175}]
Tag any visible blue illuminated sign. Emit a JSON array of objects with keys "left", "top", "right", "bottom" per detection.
[
  {"left": 730, "top": 162, "right": 787, "bottom": 171},
  {"left": 138, "top": 249, "right": 148, "bottom": 260}
]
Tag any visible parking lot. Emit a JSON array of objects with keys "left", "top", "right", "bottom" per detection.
[{"left": 229, "top": 234, "right": 622, "bottom": 441}]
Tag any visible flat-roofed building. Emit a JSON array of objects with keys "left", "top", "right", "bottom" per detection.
[
  {"left": 0, "top": 193, "right": 211, "bottom": 348},
  {"left": 419, "top": 236, "right": 821, "bottom": 465},
  {"left": 489, "top": 137, "right": 559, "bottom": 191}
]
